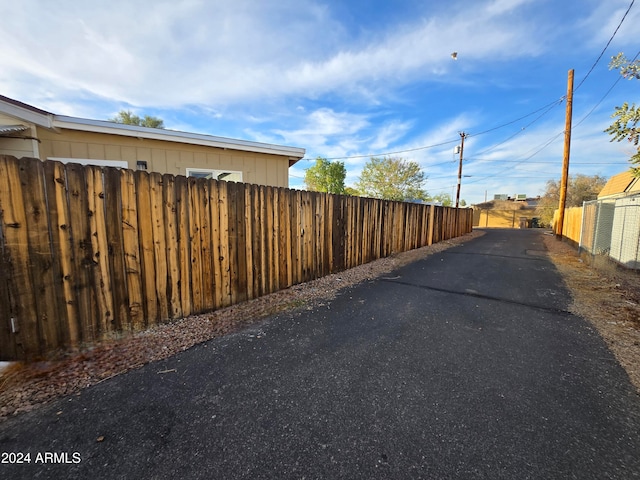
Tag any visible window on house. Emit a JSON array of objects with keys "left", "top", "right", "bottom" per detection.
[{"left": 186, "top": 168, "right": 243, "bottom": 182}]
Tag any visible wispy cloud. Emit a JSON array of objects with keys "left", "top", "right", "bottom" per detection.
[{"left": 1, "top": 0, "right": 550, "bottom": 110}]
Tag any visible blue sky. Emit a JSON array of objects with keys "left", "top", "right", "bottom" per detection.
[{"left": 1, "top": 0, "right": 638, "bottom": 204}]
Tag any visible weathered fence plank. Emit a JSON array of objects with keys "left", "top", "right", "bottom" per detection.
[
  {"left": 43, "top": 160, "right": 76, "bottom": 348},
  {"left": 162, "top": 174, "right": 182, "bottom": 319},
  {"left": 0, "top": 224, "right": 16, "bottom": 359},
  {"left": 234, "top": 182, "right": 248, "bottom": 304},
  {"left": 149, "top": 172, "right": 169, "bottom": 321},
  {"left": 0, "top": 156, "right": 38, "bottom": 358},
  {"left": 188, "top": 177, "right": 204, "bottom": 313},
  {"left": 249, "top": 184, "right": 261, "bottom": 298},
  {"left": 175, "top": 175, "right": 191, "bottom": 317},
  {"left": 65, "top": 163, "right": 98, "bottom": 343},
  {"left": 135, "top": 170, "right": 157, "bottom": 326},
  {"left": 209, "top": 179, "right": 223, "bottom": 309},
  {"left": 217, "top": 181, "right": 232, "bottom": 307},
  {"left": 104, "top": 167, "right": 128, "bottom": 333},
  {"left": 20, "top": 159, "right": 62, "bottom": 354},
  {"left": 197, "top": 178, "right": 213, "bottom": 312},
  {"left": 87, "top": 165, "right": 115, "bottom": 335},
  {"left": 121, "top": 168, "right": 144, "bottom": 331},
  {"left": 244, "top": 185, "right": 254, "bottom": 300},
  {"left": 258, "top": 185, "right": 267, "bottom": 295}
]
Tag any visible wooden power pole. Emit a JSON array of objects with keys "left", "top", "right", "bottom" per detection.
[
  {"left": 455, "top": 132, "right": 466, "bottom": 208},
  {"left": 556, "top": 69, "right": 574, "bottom": 239}
]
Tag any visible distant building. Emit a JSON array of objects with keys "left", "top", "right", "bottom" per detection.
[
  {"left": 472, "top": 195, "right": 541, "bottom": 228},
  {"left": 598, "top": 170, "right": 640, "bottom": 199}
]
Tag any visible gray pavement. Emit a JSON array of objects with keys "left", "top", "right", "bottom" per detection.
[{"left": 1, "top": 228, "right": 640, "bottom": 479}]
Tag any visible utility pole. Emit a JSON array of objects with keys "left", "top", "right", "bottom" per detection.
[
  {"left": 556, "top": 69, "right": 574, "bottom": 239},
  {"left": 455, "top": 132, "right": 466, "bottom": 208}
]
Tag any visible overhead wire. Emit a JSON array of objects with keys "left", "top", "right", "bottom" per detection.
[
  {"left": 574, "top": 48, "right": 640, "bottom": 128},
  {"left": 467, "top": 98, "right": 565, "bottom": 160},
  {"left": 299, "top": 138, "right": 460, "bottom": 161},
  {"left": 462, "top": 3, "right": 636, "bottom": 186},
  {"left": 470, "top": 98, "right": 565, "bottom": 138},
  {"left": 574, "top": 0, "right": 635, "bottom": 92},
  {"left": 298, "top": 97, "right": 568, "bottom": 162}
]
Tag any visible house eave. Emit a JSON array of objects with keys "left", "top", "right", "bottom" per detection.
[
  {"left": 0, "top": 96, "right": 54, "bottom": 129},
  {"left": 53, "top": 116, "right": 306, "bottom": 159}
]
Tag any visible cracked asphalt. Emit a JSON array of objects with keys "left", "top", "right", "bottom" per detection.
[{"left": 1, "top": 228, "right": 639, "bottom": 479}]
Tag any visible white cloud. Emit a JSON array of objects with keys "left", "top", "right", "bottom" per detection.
[
  {"left": 579, "top": 0, "right": 640, "bottom": 48},
  {"left": 0, "top": 0, "right": 551, "bottom": 111},
  {"left": 268, "top": 108, "right": 370, "bottom": 155}
]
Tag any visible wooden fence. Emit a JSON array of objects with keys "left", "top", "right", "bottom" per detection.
[
  {"left": 553, "top": 206, "right": 583, "bottom": 245},
  {"left": 0, "top": 155, "right": 473, "bottom": 360}
]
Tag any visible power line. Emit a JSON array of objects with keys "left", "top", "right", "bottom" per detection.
[
  {"left": 453, "top": 42, "right": 638, "bottom": 185},
  {"left": 463, "top": 131, "right": 565, "bottom": 185},
  {"left": 575, "top": 0, "right": 635, "bottom": 91},
  {"left": 468, "top": 98, "right": 565, "bottom": 159},
  {"left": 470, "top": 98, "right": 564, "bottom": 138},
  {"left": 574, "top": 48, "right": 640, "bottom": 128},
  {"left": 299, "top": 138, "right": 460, "bottom": 161},
  {"left": 468, "top": 159, "right": 627, "bottom": 165},
  {"left": 298, "top": 98, "right": 567, "bottom": 162}
]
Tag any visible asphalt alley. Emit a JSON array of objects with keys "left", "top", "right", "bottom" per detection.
[{"left": 1, "top": 228, "right": 639, "bottom": 479}]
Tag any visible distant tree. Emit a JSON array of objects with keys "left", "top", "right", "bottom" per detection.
[
  {"left": 355, "top": 156, "right": 427, "bottom": 201},
  {"left": 344, "top": 187, "right": 360, "bottom": 196},
  {"left": 110, "top": 110, "right": 165, "bottom": 128},
  {"left": 428, "top": 193, "right": 452, "bottom": 206},
  {"left": 425, "top": 193, "right": 466, "bottom": 207},
  {"left": 536, "top": 174, "right": 607, "bottom": 226},
  {"left": 304, "top": 157, "right": 346, "bottom": 194},
  {"left": 606, "top": 53, "right": 640, "bottom": 176}
]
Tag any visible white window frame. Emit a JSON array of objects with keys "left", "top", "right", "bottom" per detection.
[{"left": 186, "top": 168, "right": 243, "bottom": 182}]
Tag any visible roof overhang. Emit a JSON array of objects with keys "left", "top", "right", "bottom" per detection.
[
  {"left": 0, "top": 95, "right": 305, "bottom": 162},
  {"left": 53, "top": 116, "right": 306, "bottom": 159},
  {"left": 0, "top": 96, "right": 54, "bottom": 128},
  {"left": 598, "top": 171, "right": 637, "bottom": 198}
]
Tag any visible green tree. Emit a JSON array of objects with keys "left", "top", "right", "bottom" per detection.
[
  {"left": 425, "top": 193, "right": 466, "bottom": 207},
  {"left": 428, "top": 193, "right": 452, "bottom": 206},
  {"left": 304, "top": 157, "right": 346, "bottom": 194},
  {"left": 355, "top": 156, "right": 427, "bottom": 201},
  {"left": 535, "top": 174, "right": 607, "bottom": 226},
  {"left": 606, "top": 53, "right": 640, "bottom": 176},
  {"left": 110, "top": 110, "right": 165, "bottom": 128},
  {"left": 344, "top": 187, "right": 360, "bottom": 196}
]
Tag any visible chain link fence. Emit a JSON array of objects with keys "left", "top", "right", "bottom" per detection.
[{"left": 579, "top": 193, "right": 640, "bottom": 269}]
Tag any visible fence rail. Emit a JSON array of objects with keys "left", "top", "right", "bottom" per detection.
[{"left": 0, "top": 155, "right": 472, "bottom": 360}]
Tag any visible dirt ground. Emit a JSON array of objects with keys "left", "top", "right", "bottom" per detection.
[
  {"left": 542, "top": 233, "right": 640, "bottom": 392},
  {"left": 1, "top": 228, "right": 638, "bottom": 420}
]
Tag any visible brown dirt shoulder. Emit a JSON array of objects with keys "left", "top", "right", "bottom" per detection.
[{"left": 542, "top": 234, "right": 640, "bottom": 392}]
